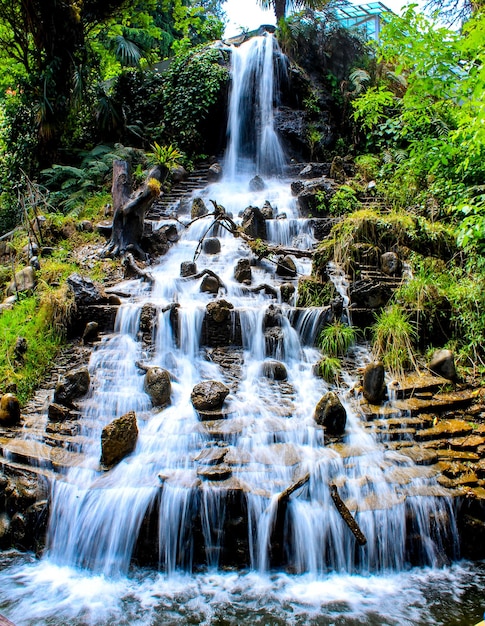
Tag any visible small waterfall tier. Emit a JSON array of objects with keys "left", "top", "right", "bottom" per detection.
[{"left": 224, "top": 33, "right": 287, "bottom": 179}]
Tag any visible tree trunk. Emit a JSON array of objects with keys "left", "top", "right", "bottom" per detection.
[
  {"left": 104, "top": 160, "right": 163, "bottom": 260},
  {"left": 274, "top": 0, "right": 287, "bottom": 21}
]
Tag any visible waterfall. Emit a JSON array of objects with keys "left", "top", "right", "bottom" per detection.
[
  {"left": 0, "top": 30, "right": 474, "bottom": 626},
  {"left": 224, "top": 33, "right": 287, "bottom": 179}
]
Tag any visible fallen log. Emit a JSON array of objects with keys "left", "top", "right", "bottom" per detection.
[
  {"left": 330, "top": 483, "right": 367, "bottom": 546},
  {"left": 277, "top": 473, "right": 310, "bottom": 503}
]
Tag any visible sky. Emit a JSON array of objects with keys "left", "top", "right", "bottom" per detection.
[{"left": 223, "top": 0, "right": 410, "bottom": 38}]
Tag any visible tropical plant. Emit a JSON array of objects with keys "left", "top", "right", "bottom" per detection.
[
  {"left": 148, "top": 142, "right": 184, "bottom": 170},
  {"left": 315, "top": 355, "right": 341, "bottom": 383},
  {"left": 257, "top": 0, "right": 331, "bottom": 22},
  {"left": 319, "top": 321, "right": 356, "bottom": 357},
  {"left": 372, "top": 305, "right": 417, "bottom": 379}
]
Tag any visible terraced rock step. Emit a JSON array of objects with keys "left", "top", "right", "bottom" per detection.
[{"left": 146, "top": 167, "right": 210, "bottom": 221}]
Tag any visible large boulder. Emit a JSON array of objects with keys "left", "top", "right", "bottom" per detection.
[
  {"left": 67, "top": 273, "right": 105, "bottom": 307},
  {"left": 234, "top": 258, "right": 252, "bottom": 284},
  {"left": 144, "top": 367, "right": 171, "bottom": 408},
  {"left": 53, "top": 366, "right": 90, "bottom": 406},
  {"left": 191, "top": 197, "right": 208, "bottom": 219},
  {"left": 100, "top": 411, "right": 138, "bottom": 467},
  {"left": 314, "top": 391, "right": 347, "bottom": 436},
  {"left": 428, "top": 349, "right": 457, "bottom": 381},
  {"left": 191, "top": 380, "right": 230, "bottom": 411},
  {"left": 362, "top": 362, "right": 386, "bottom": 404},
  {"left": 261, "top": 360, "right": 288, "bottom": 381},
  {"left": 202, "top": 237, "right": 221, "bottom": 255},
  {"left": 276, "top": 255, "right": 297, "bottom": 278},
  {"left": 206, "top": 299, "right": 234, "bottom": 323},
  {"left": 0, "top": 394, "right": 21, "bottom": 426},
  {"left": 241, "top": 206, "right": 267, "bottom": 240},
  {"left": 7, "top": 266, "right": 36, "bottom": 296}
]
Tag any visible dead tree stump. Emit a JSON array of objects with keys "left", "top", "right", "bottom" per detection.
[{"left": 103, "top": 160, "right": 163, "bottom": 260}]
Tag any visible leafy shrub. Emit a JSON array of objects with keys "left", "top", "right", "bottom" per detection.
[
  {"left": 355, "top": 154, "right": 380, "bottom": 182},
  {"left": 328, "top": 185, "right": 361, "bottom": 216}
]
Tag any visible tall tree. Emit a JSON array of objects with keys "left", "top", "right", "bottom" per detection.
[{"left": 257, "top": 0, "right": 330, "bottom": 22}]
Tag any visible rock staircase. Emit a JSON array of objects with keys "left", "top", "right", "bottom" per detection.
[{"left": 146, "top": 165, "right": 211, "bottom": 221}]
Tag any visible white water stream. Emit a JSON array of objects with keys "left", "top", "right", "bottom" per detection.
[{"left": 0, "top": 32, "right": 482, "bottom": 626}]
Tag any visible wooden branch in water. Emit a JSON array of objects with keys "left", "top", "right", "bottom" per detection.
[
  {"left": 182, "top": 268, "right": 226, "bottom": 291},
  {"left": 330, "top": 483, "right": 367, "bottom": 546},
  {"left": 123, "top": 253, "right": 155, "bottom": 283},
  {"left": 247, "top": 283, "right": 278, "bottom": 298},
  {"left": 277, "top": 473, "right": 310, "bottom": 504}
]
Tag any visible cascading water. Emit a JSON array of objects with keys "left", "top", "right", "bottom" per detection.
[
  {"left": 0, "top": 33, "right": 483, "bottom": 626},
  {"left": 225, "top": 32, "right": 287, "bottom": 179}
]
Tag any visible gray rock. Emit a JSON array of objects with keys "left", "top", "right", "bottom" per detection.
[
  {"left": 261, "top": 201, "right": 274, "bottom": 219},
  {"left": 276, "top": 255, "right": 297, "bottom": 277},
  {"left": 7, "top": 266, "right": 36, "bottom": 296},
  {"left": 191, "top": 380, "right": 230, "bottom": 411},
  {"left": 261, "top": 360, "right": 288, "bottom": 381},
  {"left": 207, "top": 162, "right": 223, "bottom": 181},
  {"left": 203, "top": 237, "right": 221, "bottom": 254},
  {"left": 381, "top": 252, "right": 401, "bottom": 276},
  {"left": 200, "top": 275, "right": 219, "bottom": 294},
  {"left": 428, "top": 349, "right": 456, "bottom": 381},
  {"left": 191, "top": 197, "right": 208, "bottom": 219},
  {"left": 181, "top": 261, "right": 197, "bottom": 277},
  {"left": 249, "top": 175, "right": 266, "bottom": 191},
  {"left": 280, "top": 282, "right": 296, "bottom": 303},
  {"left": 234, "top": 258, "right": 252, "bottom": 283},
  {"left": 67, "top": 273, "right": 105, "bottom": 307},
  {"left": 54, "top": 366, "right": 90, "bottom": 405},
  {"left": 241, "top": 206, "right": 267, "bottom": 240},
  {"left": 144, "top": 367, "right": 171, "bottom": 408},
  {"left": 362, "top": 362, "right": 386, "bottom": 404},
  {"left": 101, "top": 411, "right": 138, "bottom": 467},
  {"left": 82, "top": 321, "right": 99, "bottom": 343},
  {"left": 314, "top": 391, "right": 347, "bottom": 435}
]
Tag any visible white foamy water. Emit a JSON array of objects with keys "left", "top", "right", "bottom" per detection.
[{"left": 0, "top": 32, "right": 479, "bottom": 626}]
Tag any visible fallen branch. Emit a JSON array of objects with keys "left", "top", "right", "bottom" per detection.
[
  {"left": 123, "top": 253, "right": 155, "bottom": 283},
  {"left": 277, "top": 473, "right": 311, "bottom": 504},
  {"left": 246, "top": 283, "right": 278, "bottom": 298},
  {"left": 330, "top": 483, "right": 367, "bottom": 546},
  {"left": 181, "top": 268, "right": 226, "bottom": 292}
]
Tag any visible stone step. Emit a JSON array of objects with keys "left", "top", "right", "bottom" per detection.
[{"left": 0, "top": 438, "right": 90, "bottom": 472}]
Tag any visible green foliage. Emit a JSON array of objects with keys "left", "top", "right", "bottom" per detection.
[
  {"left": 352, "top": 86, "right": 396, "bottom": 130},
  {"left": 328, "top": 185, "right": 361, "bottom": 216},
  {"left": 159, "top": 46, "right": 229, "bottom": 153},
  {"left": 319, "top": 321, "right": 356, "bottom": 357},
  {"left": 354, "top": 154, "right": 380, "bottom": 182},
  {"left": 0, "top": 295, "right": 63, "bottom": 404},
  {"left": 372, "top": 305, "right": 416, "bottom": 379},
  {"left": 148, "top": 142, "right": 183, "bottom": 170},
  {"left": 296, "top": 277, "right": 335, "bottom": 307},
  {"left": 315, "top": 355, "right": 341, "bottom": 383},
  {"left": 40, "top": 144, "right": 145, "bottom": 214}
]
